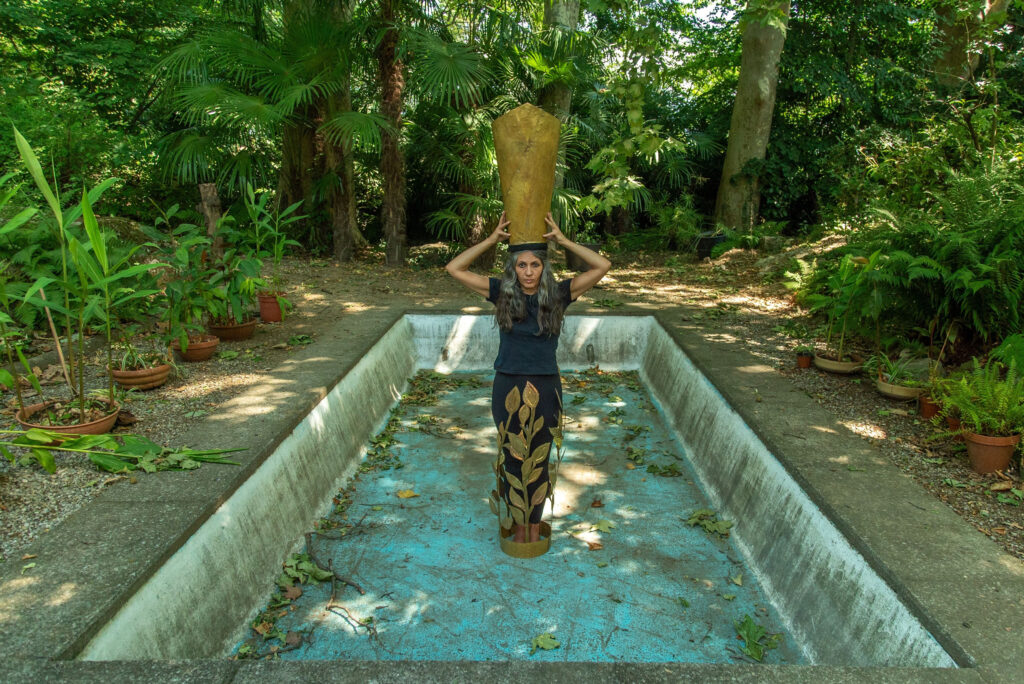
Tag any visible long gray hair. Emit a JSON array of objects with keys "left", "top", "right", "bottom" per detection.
[{"left": 495, "top": 250, "right": 565, "bottom": 336}]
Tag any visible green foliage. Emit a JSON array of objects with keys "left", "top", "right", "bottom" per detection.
[
  {"left": 990, "top": 335, "right": 1024, "bottom": 371},
  {"left": 276, "top": 553, "right": 333, "bottom": 590},
  {"left": 0, "top": 429, "right": 241, "bottom": 475},
  {"left": 804, "top": 164, "right": 1024, "bottom": 349},
  {"left": 686, "top": 508, "right": 733, "bottom": 538},
  {"left": 937, "top": 360, "right": 1024, "bottom": 437}
]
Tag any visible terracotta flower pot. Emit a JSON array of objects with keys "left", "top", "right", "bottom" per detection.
[
  {"left": 919, "top": 395, "right": 940, "bottom": 420},
  {"left": 813, "top": 354, "right": 863, "bottom": 374},
  {"left": 946, "top": 414, "right": 964, "bottom": 442},
  {"left": 207, "top": 317, "right": 257, "bottom": 341},
  {"left": 171, "top": 334, "right": 220, "bottom": 362},
  {"left": 876, "top": 376, "right": 924, "bottom": 401},
  {"left": 111, "top": 363, "right": 172, "bottom": 391},
  {"left": 796, "top": 353, "right": 813, "bottom": 369},
  {"left": 258, "top": 294, "right": 283, "bottom": 323},
  {"left": 963, "top": 431, "right": 1020, "bottom": 474},
  {"left": 16, "top": 399, "right": 120, "bottom": 436}
]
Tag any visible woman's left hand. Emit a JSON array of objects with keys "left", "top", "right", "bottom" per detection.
[{"left": 542, "top": 212, "right": 567, "bottom": 245}]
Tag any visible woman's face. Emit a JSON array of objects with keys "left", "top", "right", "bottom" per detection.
[{"left": 515, "top": 251, "right": 543, "bottom": 294}]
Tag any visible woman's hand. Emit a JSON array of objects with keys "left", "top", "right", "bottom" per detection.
[
  {"left": 542, "top": 212, "right": 567, "bottom": 245},
  {"left": 490, "top": 212, "right": 511, "bottom": 243}
]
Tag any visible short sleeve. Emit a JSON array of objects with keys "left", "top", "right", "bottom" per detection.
[
  {"left": 486, "top": 277, "right": 500, "bottom": 304},
  {"left": 559, "top": 278, "right": 575, "bottom": 306}
]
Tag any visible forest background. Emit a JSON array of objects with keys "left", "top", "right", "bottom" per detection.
[{"left": 1, "top": 0, "right": 1022, "bottom": 355}]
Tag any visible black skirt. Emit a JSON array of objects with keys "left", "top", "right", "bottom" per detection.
[{"left": 491, "top": 372, "right": 562, "bottom": 524}]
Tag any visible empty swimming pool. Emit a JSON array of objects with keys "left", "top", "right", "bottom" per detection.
[{"left": 78, "top": 315, "right": 957, "bottom": 669}]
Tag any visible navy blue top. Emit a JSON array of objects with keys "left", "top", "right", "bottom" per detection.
[{"left": 487, "top": 278, "right": 575, "bottom": 375}]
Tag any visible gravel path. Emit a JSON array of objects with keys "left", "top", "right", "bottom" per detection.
[{"left": 2, "top": 245, "right": 1021, "bottom": 564}]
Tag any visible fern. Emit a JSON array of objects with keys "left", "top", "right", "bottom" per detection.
[{"left": 939, "top": 360, "right": 1024, "bottom": 436}]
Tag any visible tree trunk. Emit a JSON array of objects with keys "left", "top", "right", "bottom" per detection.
[
  {"left": 276, "top": 116, "right": 317, "bottom": 238},
  {"left": 714, "top": 1, "right": 791, "bottom": 233},
  {"left": 538, "top": 0, "right": 580, "bottom": 225},
  {"left": 537, "top": 0, "right": 580, "bottom": 122},
  {"left": 377, "top": 0, "right": 407, "bottom": 266},
  {"left": 324, "top": 0, "right": 365, "bottom": 262},
  {"left": 197, "top": 183, "right": 224, "bottom": 258},
  {"left": 933, "top": 0, "right": 1009, "bottom": 89}
]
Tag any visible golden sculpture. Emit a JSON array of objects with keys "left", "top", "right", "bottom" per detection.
[{"left": 492, "top": 103, "right": 561, "bottom": 246}]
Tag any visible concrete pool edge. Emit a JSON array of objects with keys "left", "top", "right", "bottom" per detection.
[
  {"left": 653, "top": 314, "right": 1023, "bottom": 672},
  {"left": 0, "top": 657, "right": 992, "bottom": 683},
  {"left": 0, "top": 307, "right": 1021, "bottom": 679}
]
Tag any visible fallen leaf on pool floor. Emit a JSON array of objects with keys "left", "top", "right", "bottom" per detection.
[
  {"left": 396, "top": 489, "right": 419, "bottom": 498},
  {"left": 591, "top": 497, "right": 604, "bottom": 508},
  {"left": 587, "top": 541, "right": 603, "bottom": 551},
  {"left": 284, "top": 585, "right": 302, "bottom": 600},
  {"left": 530, "top": 632, "right": 560, "bottom": 655}
]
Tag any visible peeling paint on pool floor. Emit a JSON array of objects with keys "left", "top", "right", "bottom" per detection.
[{"left": 235, "top": 369, "right": 805, "bottom": 664}]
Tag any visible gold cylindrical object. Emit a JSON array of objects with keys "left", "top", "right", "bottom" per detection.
[
  {"left": 492, "top": 103, "right": 561, "bottom": 245},
  {"left": 499, "top": 521, "right": 552, "bottom": 558}
]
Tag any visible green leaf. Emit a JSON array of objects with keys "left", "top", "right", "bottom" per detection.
[
  {"left": 31, "top": 448, "right": 56, "bottom": 474},
  {"left": 13, "top": 127, "right": 61, "bottom": 224},
  {"left": 80, "top": 189, "right": 108, "bottom": 273},
  {"left": 592, "top": 519, "right": 616, "bottom": 533},
  {"left": 15, "top": 347, "right": 42, "bottom": 395},
  {"left": 529, "top": 632, "right": 560, "bottom": 655},
  {"left": 116, "top": 435, "right": 164, "bottom": 457},
  {"left": 21, "top": 428, "right": 56, "bottom": 444},
  {"left": 87, "top": 451, "right": 135, "bottom": 473}
]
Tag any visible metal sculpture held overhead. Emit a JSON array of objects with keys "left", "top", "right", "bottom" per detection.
[{"left": 492, "top": 103, "right": 561, "bottom": 249}]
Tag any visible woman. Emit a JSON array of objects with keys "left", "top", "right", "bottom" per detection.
[{"left": 446, "top": 211, "right": 611, "bottom": 543}]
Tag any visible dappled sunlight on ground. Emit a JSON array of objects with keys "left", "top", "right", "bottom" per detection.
[{"left": 840, "top": 420, "right": 887, "bottom": 440}]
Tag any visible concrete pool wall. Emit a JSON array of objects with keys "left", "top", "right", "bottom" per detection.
[{"left": 76, "top": 314, "right": 955, "bottom": 666}]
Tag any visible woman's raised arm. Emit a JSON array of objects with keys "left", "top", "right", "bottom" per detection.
[
  {"left": 543, "top": 213, "right": 611, "bottom": 300},
  {"left": 445, "top": 213, "right": 510, "bottom": 297}
]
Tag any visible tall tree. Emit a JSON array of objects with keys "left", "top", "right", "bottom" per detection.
[
  {"left": 377, "top": 0, "right": 408, "bottom": 265},
  {"left": 714, "top": 1, "right": 790, "bottom": 232},
  {"left": 933, "top": 0, "right": 1010, "bottom": 89},
  {"left": 538, "top": 0, "right": 581, "bottom": 121}
]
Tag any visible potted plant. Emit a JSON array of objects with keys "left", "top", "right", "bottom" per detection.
[
  {"left": 110, "top": 327, "right": 173, "bottom": 391},
  {"left": 806, "top": 253, "right": 877, "bottom": 374},
  {"left": 565, "top": 221, "right": 603, "bottom": 272},
  {"left": 145, "top": 206, "right": 223, "bottom": 361},
  {"left": 243, "top": 185, "right": 302, "bottom": 322},
  {"left": 13, "top": 129, "right": 164, "bottom": 433},
  {"left": 937, "top": 359, "right": 1024, "bottom": 473},
  {"left": 917, "top": 320, "right": 958, "bottom": 419},
  {"left": 866, "top": 354, "right": 926, "bottom": 401},
  {"left": 694, "top": 226, "right": 727, "bottom": 260},
  {"left": 794, "top": 344, "right": 814, "bottom": 369},
  {"left": 203, "top": 215, "right": 263, "bottom": 340}
]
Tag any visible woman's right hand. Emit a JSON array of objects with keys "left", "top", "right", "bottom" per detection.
[{"left": 491, "top": 212, "right": 510, "bottom": 242}]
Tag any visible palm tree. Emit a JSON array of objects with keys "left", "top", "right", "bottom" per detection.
[{"left": 157, "top": 0, "right": 383, "bottom": 257}]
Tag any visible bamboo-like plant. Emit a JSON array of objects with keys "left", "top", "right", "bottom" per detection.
[{"left": 13, "top": 128, "right": 164, "bottom": 419}]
